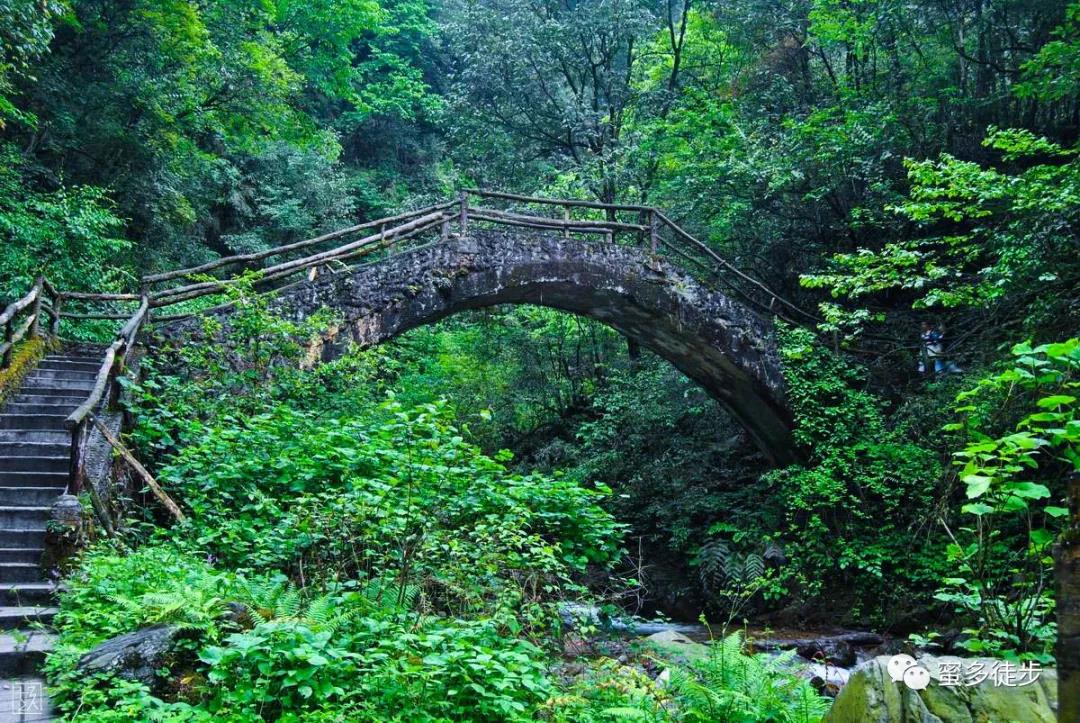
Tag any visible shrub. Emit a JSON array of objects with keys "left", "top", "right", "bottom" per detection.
[
  {"left": 764, "top": 326, "right": 947, "bottom": 622},
  {"left": 157, "top": 399, "right": 623, "bottom": 623}
]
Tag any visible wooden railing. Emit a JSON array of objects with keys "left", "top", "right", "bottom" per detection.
[
  {"left": 0, "top": 276, "right": 62, "bottom": 369},
  {"left": 460, "top": 190, "right": 819, "bottom": 327},
  {"left": 25, "top": 188, "right": 818, "bottom": 499},
  {"left": 64, "top": 295, "right": 149, "bottom": 494}
]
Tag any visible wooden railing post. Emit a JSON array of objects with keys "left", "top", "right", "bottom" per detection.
[
  {"left": 51, "top": 294, "right": 62, "bottom": 338},
  {"left": 649, "top": 210, "right": 658, "bottom": 255},
  {"left": 68, "top": 422, "right": 84, "bottom": 495},
  {"left": 1, "top": 318, "right": 11, "bottom": 368},
  {"left": 459, "top": 191, "right": 469, "bottom": 236},
  {"left": 28, "top": 277, "right": 44, "bottom": 339},
  {"left": 441, "top": 215, "right": 450, "bottom": 242},
  {"left": 562, "top": 207, "right": 570, "bottom": 238},
  {"left": 1058, "top": 471, "right": 1080, "bottom": 722}
]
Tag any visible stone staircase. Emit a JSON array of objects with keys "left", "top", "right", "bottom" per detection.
[{"left": 0, "top": 350, "right": 101, "bottom": 721}]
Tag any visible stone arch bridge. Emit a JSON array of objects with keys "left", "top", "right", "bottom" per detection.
[
  {"left": 4, "top": 191, "right": 808, "bottom": 497},
  {"left": 158, "top": 228, "right": 795, "bottom": 465}
]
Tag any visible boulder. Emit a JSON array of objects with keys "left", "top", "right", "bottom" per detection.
[
  {"left": 752, "top": 632, "right": 882, "bottom": 667},
  {"left": 643, "top": 630, "right": 709, "bottom": 663},
  {"left": 796, "top": 639, "right": 857, "bottom": 667},
  {"left": 824, "top": 654, "right": 1058, "bottom": 723},
  {"left": 77, "top": 625, "right": 184, "bottom": 691}
]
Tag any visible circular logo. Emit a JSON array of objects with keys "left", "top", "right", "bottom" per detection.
[
  {"left": 903, "top": 665, "right": 931, "bottom": 690},
  {"left": 887, "top": 654, "right": 917, "bottom": 682},
  {"left": 888, "top": 654, "right": 931, "bottom": 690}
]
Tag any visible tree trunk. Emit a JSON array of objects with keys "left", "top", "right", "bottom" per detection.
[{"left": 1057, "top": 472, "right": 1080, "bottom": 722}]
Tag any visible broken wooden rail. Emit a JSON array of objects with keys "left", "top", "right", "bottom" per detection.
[{"left": 90, "top": 414, "right": 185, "bottom": 523}]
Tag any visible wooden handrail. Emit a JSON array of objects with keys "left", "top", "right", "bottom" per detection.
[
  {"left": 469, "top": 206, "right": 647, "bottom": 233},
  {"left": 150, "top": 211, "right": 449, "bottom": 307},
  {"left": 147, "top": 213, "right": 447, "bottom": 317},
  {"left": 1, "top": 278, "right": 49, "bottom": 367},
  {"left": 65, "top": 296, "right": 149, "bottom": 430},
  {"left": 466, "top": 189, "right": 651, "bottom": 213},
  {"left": 40, "top": 277, "right": 58, "bottom": 298},
  {"left": 60, "top": 292, "right": 144, "bottom": 301},
  {"left": 59, "top": 312, "right": 139, "bottom": 320},
  {"left": 466, "top": 211, "right": 628, "bottom": 237},
  {"left": 653, "top": 211, "right": 821, "bottom": 324},
  {"left": 0, "top": 312, "right": 37, "bottom": 358},
  {"left": 0, "top": 284, "right": 40, "bottom": 327},
  {"left": 90, "top": 414, "right": 186, "bottom": 523},
  {"left": 143, "top": 201, "right": 459, "bottom": 285},
  {"left": 66, "top": 341, "right": 121, "bottom": 431}
]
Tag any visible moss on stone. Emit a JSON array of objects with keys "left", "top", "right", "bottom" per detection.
[
  {"left": 0, "top": 337, "right": 49, "bottom": 407},
  {"left": 825, "top": 656, "right": 1058, "bottom": 723}
]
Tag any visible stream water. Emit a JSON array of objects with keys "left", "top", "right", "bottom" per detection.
[{"left": 562, "top": 603, "right": 897, "bottom": 693}]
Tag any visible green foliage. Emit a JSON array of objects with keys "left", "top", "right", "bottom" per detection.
[
  {"left": 42, "top": 543, "right": 235, "bottom": 716},
  {"left": 802, "top": 129, "right": 1079, "bottom": 317},
  {"left": 665, "top": 631, "right": 830, "bottom": 723},
  {"left": 765, "top": 326, "right": 946, "bottom": 620},
  {"left": 45, "top": 544, "right": 558, "bottom": 720},
  {"left": 932, "top": 338, "right": 1078, "bottom": 661},
  {"left": 158, "top": 399, "right": 622, "bottom": 617},
  {"left": 543, "top": 657, "right": 670, "bottom": 722},
  {"left": 1016, "top": 3, "right": 1080, "bottom": 102},
  {"left": 21, "top": 0, "right": 1080, "bottom": 715},
  {"left": 365, "top": 306, "right": 623, "bottom": 452},
  {"left": 0, "top": 143, "right": 130, "bottom": 300},
  {"left": 548, "top": 631, "right": 829, "bottom": 722},
  {"left": 349, "top": 617, "right": 553, "bottom": 720},
  {"left": 199, "top": 620, "right": 359, "bottom": 717},
  {"left": 2, "top": 0, "right": 442, "bottom": 275},
  {"left": 0, "top": 0, "right": 64, "bottom": 125}
]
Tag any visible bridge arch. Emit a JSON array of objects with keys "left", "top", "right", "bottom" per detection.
[{"left": 161, "top": 230, "right": 795, "bottom": 464}]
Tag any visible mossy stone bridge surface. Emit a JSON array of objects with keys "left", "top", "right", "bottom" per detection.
[{"left": 157, "top": 229, "right": 795, "bottom": 465}]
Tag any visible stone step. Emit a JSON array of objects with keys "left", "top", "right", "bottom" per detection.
[
  {"left": 0, "top": 608, "right": 55, "bottom": 631},
  {"left": 0, "top": 586, "right": 53, "bottom": 608},
  {"left": 0, "top": 533, "right": 44, "bottom": 552},
  {"left": 0, "top": 511, "right": 49, "bottom": 532},
  {"left": 0, "top": 459, "right": 66, "bottom": 474},
  {"left": 56, "top": 347, "right": 107, "bottom": 359},
  {"left": 0, "top": 567, "right": 43, "bottom": 586},
  {"left": 0, "top": 443, "right": 67, "bottom": 458},
  {"left": 0, "top": 474, "right": 67, "bottom": 490},
  {"left": 0, "top": 489, "right": 64, "bottom": 507},
  {"left": 0, "top": 431, "right": 68, "bottom": 444},
  {"left": 8, "top": 394, "right": 84, "bottom": 408},
  {"left": 50, "top": 352, "right": 104, "bottom": 360},
  {"left": 9, "top": 385, "right": 90, "bottom": 398},
  {"left": 0, "top": 404, "right": 76, "bottom": 418},
  {"left": 35, "top": 360, "right": 101, "bottom": 372},
  {"left": 23, "top": 369, "right": 97, "bottom": 382},
  {"left": 0, "top": 418, "right": 66, "bottom": 432},
  {"left": 0, "top": 550, "right": 42, "bottom": 565},
  {"left": 0, "top": 632, "right": 55, "bottom": 677},
  {"left": 14, "top": 383, "right": 93, "bottom": 398}
]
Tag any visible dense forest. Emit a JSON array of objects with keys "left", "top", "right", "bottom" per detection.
[{"left": 1, "top": 0, "right": 1078, "bottom": 719}]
